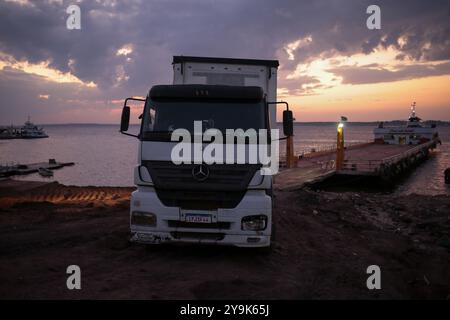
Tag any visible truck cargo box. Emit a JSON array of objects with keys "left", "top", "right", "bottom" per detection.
[{"left": 172, "top": 56, "right": 279, "bottom": 129}]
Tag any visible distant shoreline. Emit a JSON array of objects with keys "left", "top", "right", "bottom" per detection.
[
  {"left": 2, "top": 121, "right": 450, "bottom": 127},
  {"left": 34, "top": 121, "right": 450, "bottom": 127}
]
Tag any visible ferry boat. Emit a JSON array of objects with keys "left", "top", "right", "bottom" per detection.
[
  {"left": 374, "top": 102, "right": 440, "bottom": 145},
  {"left": 20, "top": 117, "right": 48, "bottom": 139},
  {"left": 0, "top": 117, "right": 48, "bottom": 139}
]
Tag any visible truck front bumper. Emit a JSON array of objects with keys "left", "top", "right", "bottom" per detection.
[
  {"left": 129, "top": 187, "right": 272, "bottom": 248},
  {"left": 130, "top": 231, "right": 270, "bottom": 248}
]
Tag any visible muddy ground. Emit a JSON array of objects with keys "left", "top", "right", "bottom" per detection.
[{"left": 0, "top": 179, "right": 449, "bottom": 299}]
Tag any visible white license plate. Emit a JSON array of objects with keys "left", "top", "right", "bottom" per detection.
[{"left": 185, "top": 214, "right": 212, "bottom": 223}]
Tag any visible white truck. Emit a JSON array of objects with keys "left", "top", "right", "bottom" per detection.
[{"left": 120, "top": 56, "right": 293, "bottom": 248}]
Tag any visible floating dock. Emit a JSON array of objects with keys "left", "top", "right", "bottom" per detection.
[
  {"left": 0, "top": 160, "right": 74, "bottom": 178},
  {"left": 275, "top": 140, "right": 438, "bottom": 190}
]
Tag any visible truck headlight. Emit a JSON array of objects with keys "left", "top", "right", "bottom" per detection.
[
  {"left": 131, "top": 211, "right": 156, "bottom": 227},
  {"left": 241, "top": 215, "right": 267, "bottom": 231}
]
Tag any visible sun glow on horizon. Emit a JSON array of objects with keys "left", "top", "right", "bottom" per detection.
[
  {"left": 278, "top": 74, "right": 450, "bottom": 122},
  {"left": 277, "top": 44, "right": 450, "bottom": 121}
]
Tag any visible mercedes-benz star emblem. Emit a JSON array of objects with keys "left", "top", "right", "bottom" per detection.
[{"left": 192, "top": 164, "right": 210, "bottom": 181}]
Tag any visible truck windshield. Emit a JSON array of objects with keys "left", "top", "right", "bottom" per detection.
[{"left": 141, "top": 99, "right": 266, "bottom": 138}]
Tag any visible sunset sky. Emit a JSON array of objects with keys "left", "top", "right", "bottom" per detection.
[{"left": 0, "top": 0, "right": 449, "bottom": 124}]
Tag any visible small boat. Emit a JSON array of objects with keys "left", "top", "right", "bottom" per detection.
[
  {"left": 38, "top": 167, "right": 53, "bottom": 177},
  {"left": 0, "top": 125, "right": 21, "bottom": 139}
]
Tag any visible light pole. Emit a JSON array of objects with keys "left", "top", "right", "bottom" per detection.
[{"left": 336, "top": 117, "right": 347, "bottom": 170}]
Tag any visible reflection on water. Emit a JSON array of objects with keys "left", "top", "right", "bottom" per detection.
[
  {"left": 0, "top": 124, "right": 139, "bottom": 187},
  {"left": 395, "top": 146, "right": 450, "bottom": 195},
  {"left": 0, "top": 124, "right": 449, "bottom": 195}
]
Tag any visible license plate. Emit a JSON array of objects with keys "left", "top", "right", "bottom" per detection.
[{"left": 185, "top": 214, "right": 212, "bottom": 223}]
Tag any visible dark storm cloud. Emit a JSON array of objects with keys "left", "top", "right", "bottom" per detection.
[
  {"left": 329, "top": 61, "right": 450, "bottom": 85},
  {"left": 0, "top": 66, "right": 109, "bottom": 123},
  {"left": 0, "top": 0, "right": 449, "bottom": 122}
]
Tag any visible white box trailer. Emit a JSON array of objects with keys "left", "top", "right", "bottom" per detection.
[{"left": 172, "top": 56, "right": 279, "bottom": 128}]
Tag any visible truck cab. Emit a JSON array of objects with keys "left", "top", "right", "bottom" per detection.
[{"left": 120, "top": 56, "right": 292, "bottom": 248}]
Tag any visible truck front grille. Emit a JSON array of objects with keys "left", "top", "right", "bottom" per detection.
[
  {"left": 156, "top": 189, "right": 245, "bottom": 209},
  {"left": 143, "top": 161, "right": 260, "bottom": 191},
  {"left": 142, "top": 161, "right": 260, "bottom": 209}
]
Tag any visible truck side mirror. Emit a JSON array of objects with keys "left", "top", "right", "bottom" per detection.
[
  {"left": 120, "top": 106, "right": 130, "bottom": 132},
  {"left": 283, "top": 110, "right": 294, "bottom": 137}
]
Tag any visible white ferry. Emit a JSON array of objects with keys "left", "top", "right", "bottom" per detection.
[
  {"left": 374, "top": 102, "right": 440, "bottom": 145},
  {"left": 20, "top": 117, "right": 48, "bottom": 139},
  {"left": 0, "top": 117, "right": 48, "bottom": 139}
]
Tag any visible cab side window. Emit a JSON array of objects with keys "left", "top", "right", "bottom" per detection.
[{"left": 146, "top": 104, "right": 156, "bottom": 131}]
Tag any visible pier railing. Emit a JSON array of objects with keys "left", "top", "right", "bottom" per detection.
[{"left": 299, "top": 140, "right": 372, "bottom": 157}]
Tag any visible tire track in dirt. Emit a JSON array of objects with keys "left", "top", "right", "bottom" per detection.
[{"left": 0, "top": 181, "right": 134, "bottom": 208}]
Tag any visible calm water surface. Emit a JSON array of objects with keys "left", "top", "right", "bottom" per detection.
[{"left": 1, "top": 124, "right": 449, "bottom": 195}]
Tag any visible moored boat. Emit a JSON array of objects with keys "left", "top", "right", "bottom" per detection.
[
  {"left": 20, "top": 117, "right": 48, "bottom": 139},
  {"left": 38, "top": 167, "right": 53, "bottom": 177},
  {"left": 373, "top": 102, "right": 440, "bottom": 145},
  {"left": 0, "top": 126, "right": 20, "bottom": 139},
  {"left": 0, "top": 117, "right": 48, "bottom": 139}
]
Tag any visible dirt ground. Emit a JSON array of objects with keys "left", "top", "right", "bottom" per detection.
[{"left": 0, "top": 179, "right": 449, "bottom": 299}]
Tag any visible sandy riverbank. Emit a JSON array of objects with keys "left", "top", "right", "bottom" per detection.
[{"left": 0, "top": 179, "right": 449, "bottom": 299}]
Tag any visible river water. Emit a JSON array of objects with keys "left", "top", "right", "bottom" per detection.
[{"left": 1, "top": 123, "right": 449, "bottom": 195}]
